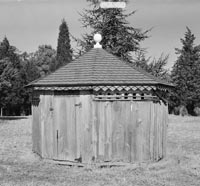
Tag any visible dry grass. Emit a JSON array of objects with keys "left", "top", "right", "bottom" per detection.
[{"left": 0, "top": 115, "right": 200, "bottom": 186}]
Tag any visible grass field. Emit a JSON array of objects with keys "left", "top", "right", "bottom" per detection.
[{"left": 0, "top": 115, "right": 200, "bottom": 186}]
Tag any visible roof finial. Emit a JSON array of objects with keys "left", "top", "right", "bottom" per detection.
[{"left": 94, "top": 33, "right": 102, "bottom": 48}]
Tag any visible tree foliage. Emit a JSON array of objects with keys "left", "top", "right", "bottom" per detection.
[
  {"left": 30, "top": 45, "right": 57, "bottom": 77},
  {"left": 170, "top": 27, "right": 200, "bottom": 115},
  {"left": 0, "top": 37, "right": 24, "bottom": 115},
  {"left": 133, "top": 50, "right": 170, "bottom": 81},
  {"left": 76, "top": 0, "right": 149, "bottom": 61},
  {"left": 0, "top": 37, "right": 57, "bottom": 115},
  {"left": 56, "top": 19, "right": 72, "bottom": 68}
]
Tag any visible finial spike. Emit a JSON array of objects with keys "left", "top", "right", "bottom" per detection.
[{"left": 94, "top": 33, "right": 102, "bottom": 48}]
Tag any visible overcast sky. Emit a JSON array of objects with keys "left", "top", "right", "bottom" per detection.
[{"left": 0, "top": 0, "right": 200, "bottom": 68}]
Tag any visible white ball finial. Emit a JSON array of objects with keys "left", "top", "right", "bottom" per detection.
[{"left": 94, "top": 33, "right": 102, "bottom": 48}]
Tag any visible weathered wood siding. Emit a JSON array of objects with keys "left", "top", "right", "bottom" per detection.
[
  {"left": 40, "top": 93, "right": 54, "bottom": 159},
  {"left": 32, "top": 102, "right": 41, "bottom": 155},
  {"left": 93, "top": 101, "right": 167, "bottom": 162},
  {"left": 54, "top": 95, "right": 79, "bottom": 161},
  {"left": 32, "top": 92, "right": 168, "bottom": 163}
]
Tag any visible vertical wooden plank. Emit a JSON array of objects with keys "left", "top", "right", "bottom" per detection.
[
  {"left": 40, "top": 93, "right": 54, "bottom": 159},
  {"left": 104, "top": 102, "right": 110, "bottom": 161},
  {"left": 156, "top": 102, "right": 159, "bottom": 161},
  {"left": 40, "top": 95, "right": 45, "bottom": 158},
  {"left": 111, "top": 101, "right": 124, "bottom": 161},
  {"left": 160, "top": 102, "right": 164, "bottom": 159},
  {"left": 78, "top": 95, "right": 85, "bottom": 162},
  {"left": 88, "top": 94, "right": 94, "bottom": 163},
  {"left": 107, "top": 101, "right": 113, "bottom": 161},
  {"left": 136, "top": 102, "right": 150, "bottom": 161},
  {"left": 153, "top": 102, "right": 157, "bottom": 161},
  {"left": 135, "top": 102, "right": 143, "bottom": 162},
  {"left": 91, "top": 95, "right": 97, "bottom": 162},
  {"left": 157, "top": 102, "right": 160, "bottom": 160},
  {"left": 158, "top": 102, "right": 164, "bottom": 160},
  {"left": 145, "top": 102, "right": 151, "bottom": 161},
  {"left": 162, "top": 103, "right": 168, "bottom": 158},
  {"left": 70, "top": 96, "right": 78, "bottom": 160},
  {"left": 54, "top": 96, "right": 61, "bottom": 159},
  {"left": 130, "top": 101, "right": 138, "bottom": 162},
  {"left": 75, "top": 96, "right": 81, "bottom": 160},
  {"left": 158, "top": 102, "right": 161, "bottom": 160},
  {"left": 95, "top": 101, "right": 112, "bottom": 162},
  {"left": 123, "top": 101, "right": 131, "bottom": 162},
  {"left": 98, "top": 101, "right": 104, "bottom": 159},
  {"left": 54, "top": 96, "right": 66, "bottom": 160},
  {"left": 64, "top": 96, "right": 74, "bottom": 160},
  {"left": 117, "top": 102, "right": 125, "bottom": 160},
  {"left": 93, "top": 100, "right": 99, "bottom": 161},
  {"left": 32, "top": 96, "right": 41, "bottom": 155},
  {"left": 154, "top": 102, "right": 159, "bottom": 161},
  {"left": 150, "top": 101, "right": 154, "bottom": 160},
  {"left": 80, "top": 93, "right": 93, "bottom": 163}
]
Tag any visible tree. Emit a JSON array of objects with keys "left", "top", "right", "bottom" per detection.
[
  {"left": 56, "top": 19, "right": 72, "bottom": 68},
  {"left": 76, "top": 0, "right": 149, "bottom": 61},
  {"left": 30, "top": 45, "right": 57, "bottom": 77},
  {"left": 170, "top": 27, "right": 200, "bottom": 115},
  {"left": 133, "top": 50, "right": 170, "bottom": 81},
  {"left": 0, "top": 37, "right": 24, "bottom": 115},
  {"left": 18, "top": 52, "right": 40, "bottom": 115}
]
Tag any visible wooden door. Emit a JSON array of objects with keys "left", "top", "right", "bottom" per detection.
[
  {"left": 54, "top": 95, "right": 79, "bottom": 161},
  {"left": 40, "top": 94, "right": 55, "bottom": 159}
]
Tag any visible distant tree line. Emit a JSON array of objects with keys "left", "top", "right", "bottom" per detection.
[{"left": 0, "top": 1, "right": 200, "bottom": 116}]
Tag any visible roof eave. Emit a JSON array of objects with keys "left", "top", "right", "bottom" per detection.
[{"left": 29, "top": 82, "right": 173, "bottom": 88}]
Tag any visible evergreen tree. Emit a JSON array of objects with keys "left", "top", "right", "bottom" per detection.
[
  {"left": 76, "top": 0, "right": 149, "bottom": 61},
  {"left": 170, "top": 27, "right": 200, "bottom": 115},
  {"left": 133, "top": 51, "right": 170, "bottom": 81},
  {"left": 56, "top": 19, "right": 72, "bottom": 68},
  {"left": 0, "top": 37, "right": 24, "bottom": 115}
]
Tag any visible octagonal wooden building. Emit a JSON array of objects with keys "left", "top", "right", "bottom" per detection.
[{"left": 29, "top": 45, "right": 172, "bottom": 164}]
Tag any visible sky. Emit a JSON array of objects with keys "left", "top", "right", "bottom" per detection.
[{"left": 0, "top": 0, "right": 200, "bottom": 69}]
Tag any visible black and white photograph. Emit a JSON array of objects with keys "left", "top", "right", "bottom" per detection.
[{"left": 0, "top": 0, "right": 200, "bottom": 185}]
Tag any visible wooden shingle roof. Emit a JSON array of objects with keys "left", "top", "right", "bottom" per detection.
[{"left": 30, "top": 48, "right": 172, "bottom": 87}]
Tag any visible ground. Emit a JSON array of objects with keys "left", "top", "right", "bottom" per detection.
[{"left": 0, "top": 116, "right": 200, "bottom": 186}]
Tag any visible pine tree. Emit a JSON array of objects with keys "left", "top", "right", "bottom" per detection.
[
  {"left": 56, "top": 19, "right": 72, "bottom": 68},
  {"left": 133, "top": 51, "right": 169, "bottom": 80},
  {"left": 170, "top": 27, "right": 200, "bottom": 115},
  {"left": 76, "top": 0, "right": 149, "bottom": 61},
  {"left": 0, "top": 37, "right": 10, "bottom": 59}
]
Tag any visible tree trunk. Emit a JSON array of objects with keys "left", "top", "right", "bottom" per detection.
[{"left": 0, "top": 107, "right": 3, "bottom": 116}]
